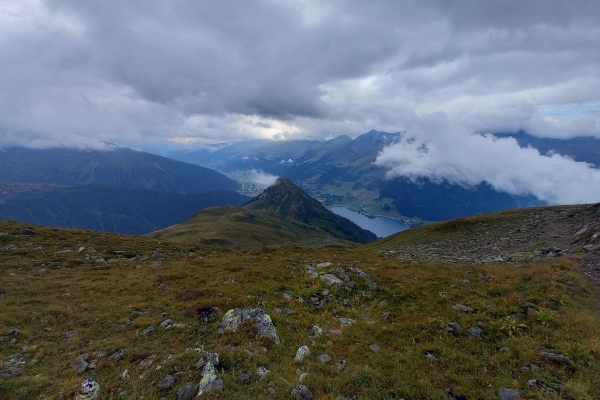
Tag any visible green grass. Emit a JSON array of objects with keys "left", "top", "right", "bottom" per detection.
[{"left": 0, "top": 220, "right": 599, "bottom": 399}]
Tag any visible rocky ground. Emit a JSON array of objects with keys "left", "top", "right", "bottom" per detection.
[
  {"left": 1, "top": 213, "right": 600, "bottom": 399},
  {"left": 372, "top": 204, "right": 600, "bottom": 293}
]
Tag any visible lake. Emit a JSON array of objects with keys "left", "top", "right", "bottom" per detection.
[{"left": 329, "top": 206, "right": 409, "bottom": 238}]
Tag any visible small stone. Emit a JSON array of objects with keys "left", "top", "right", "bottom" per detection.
[
  {"left": 291, "top": 384, "right": 314, "bottom": 400},
  {"left": 107, "top": 349, "right": 124, "bottom": 360},
  {"left": 71, "top": 356, "right": 89, "bottom": 374},
  {"left": 321, "top": 274, "right": 344, "bottom": 288},
  {"left": 139, "top": 355, "right": 156, "bottom": 369},
  {"left": 141, "top": 326, "right": 155, "bottom": 335},
  {"left": 223, "top": 277, "right": 238, "bottom": 284},
  {"left": 159, "top": 319, "right": 173, "bottom": 329},
  {"left": 336, "top": 359, "right": 347, "bottom": 370},
  {"left": 197, "top": 362, "right": 223, "bottom": 395},
  {"left": 446, "top": 322, "right": 462, "bottom": 335},
  {"left": 236, "top": 369, "right": 253, "bottom": 384},
  {"left": 120, "top": 369, "right": 130, "bottom": 380},
  {"left": 195, "top": 357, "right": 207, "bottom": 370},
  {"left": 369, "top": 344, "right": 381, "bottom": 353},
  {"left": 311, "top": 325, "right": 323, "bottom": 336},
  {"left": 158, "top": 374, "right": 175, "bottom": 389},
  {"left": 256, "top": 366, "right": 270, "bottom": 380},
  {"left": 197, "top": 306, "right": 220, "bottom": 323},
  {"left": 329, "top": 329, "right": 343, "bottom": 335},
  {"left": 499, "top": 346, "right": 510, "bottom": 352},
  {"left": 466, "top": 326, "right": 484, "bottom": 339},
  {"left": 381, "top": 311, "right": 391, "bottom": 319},
  {"left": 176, "top": 385, "right": 197, "bottom": 400},
  {"left": 294, "top": 346, "right": 310, "bottom": 362},
  {"left": 0, "top": 329, "right": 20, "bottom": 342},
  {"left": 76, "top": 378, "right": 101, "bottom": 400},
  {"left": 317, "top": 354, "right": 332, "bottom": 363},
  {"left": 451, "top": 304, "right": 473, "bottom": 313},
  {"left": 540, "top": 352, "right": 571, "bottom": 365},
  {"left": 0, "top": 367, "right": 22, "bottom": 377},
  {"left": 497, "top": 388, "right": 523, "bottom": 400},
  {"left": 65, "top": 330, "right": 78, "bottom": 339},
  {"left": 339, "top": 318, "right": 355, "bottom": 326}
]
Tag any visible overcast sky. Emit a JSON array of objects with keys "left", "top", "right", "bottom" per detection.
[{"left": 2, "top": 0, "right": 600, "bottom": 204}]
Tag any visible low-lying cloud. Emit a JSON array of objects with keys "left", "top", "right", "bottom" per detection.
[
  {"left": 375, "top": 113, "right": 600, "bottom": 205},
  {"left": 248, "top": 170, "right": 279, "bottom": 187}
]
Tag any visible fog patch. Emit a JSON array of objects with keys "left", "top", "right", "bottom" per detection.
[
  {"left": 248, "top": 169, "right": 279, "bottom": 187},
  {"left": 375, "top": 113, "right": 600, "bottom": 205}
]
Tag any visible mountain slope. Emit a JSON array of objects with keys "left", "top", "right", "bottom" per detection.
[
  {"left": 147, "top": 178, "right": 377, "bottom": 246},
  {"left": 1, "top": 208, "right": 599, "bottom": 399},
  {"left": 0, "top": 181, "right": 249, "bottom": 235},
  {"left": 368, "top": 202, "right": 600, "bottom": 288},
  {"left": 166, "top": 130, "right": 544, "bottom": 221},
  {"left": 0, "top": 146, "right": 238, "bottom": 194}
]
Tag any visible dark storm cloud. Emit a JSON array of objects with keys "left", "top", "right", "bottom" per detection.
[{"left": 1, "top": 0, "right": 600, "bottom": 148}]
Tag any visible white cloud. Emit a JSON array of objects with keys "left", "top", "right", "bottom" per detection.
[
  {"left": 375, "top": 113, "right": 600, "bottom": 205},
  {"left": 248, "top": 169, "right": 279, "bottom": 187}
]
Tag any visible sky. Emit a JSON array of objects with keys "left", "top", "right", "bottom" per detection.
[{"left": 1, "top": 0, "right": 600, "bottom": 204}]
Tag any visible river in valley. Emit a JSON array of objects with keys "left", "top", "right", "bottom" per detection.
[{"left": 329, "top": 206, "right": 409, "bottom": 238}]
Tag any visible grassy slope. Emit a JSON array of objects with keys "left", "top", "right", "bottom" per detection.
[
  {"left": 145, "top": 206, "right": 355, "bottom": 248},
  {"left": 1, "top": 219, "right": 599, "bottom": 399}
]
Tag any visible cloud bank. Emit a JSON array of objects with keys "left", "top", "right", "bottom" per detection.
[
  {"left": 248, "top": 170, "right": 279, "bottom": 188},
  {"left": 375, "top": 113, "right": 600, "bottom": 205},
  {"left": 1, "top": 0, "right": 600, "bottom": 149}
]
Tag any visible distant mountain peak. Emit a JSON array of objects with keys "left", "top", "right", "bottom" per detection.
[{"left": 244, "top": 177, "right": 318, "bottom": 222}]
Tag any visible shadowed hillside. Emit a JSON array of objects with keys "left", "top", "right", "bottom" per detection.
[{"left": 147, "top": 178, "right": 377, "bottom": 246}]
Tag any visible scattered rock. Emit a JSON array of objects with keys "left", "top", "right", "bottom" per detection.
[
  {"left": 311, "top": 325, "right": 323, "bottom": 336},
  {"left": 197, "top": 362, "right": 223, "bottom": 395},
  {"left": 0, "top": 367, "right": 22, "bottom": 377},
  {"left": 446, "top": 388, "right": 467, "bottom": 400},
  {"left": 369, "top": 344, "right": 381, "bottom": 353},
  {"left": 158, "top": 374, "right": 175, "bottom": 389},
  {"left": 159, "top": 319, "right": 173, "bottom": 329},
  {"left": 336, "top": 359, "right": 347, "bottom": 370},
  {"left": 499, "top": 346, "right": 510, "bottom": 352},
  {"left": 0, "top": 328, "right": 20, "bottom": 342},
  {"left": 466, "top": 326, "right": 484, "bottom": 339},
  {"left": 223, "top": 277, "right": 238, "bottom": 284},
  {"left": 317, "top": 354, "right": 332, "bottom": 363},
  {"left": 120, "top": 369, "right": 130, "bottom": 380},
  {"left": 256, "top": 366, "right": 270, "bottom": 380},
  {"left": 75, "top": 378, "right": 101, "bottom": 400},
  {"left": 339, "top": 318, "right": 355, "bottom": 326},
  {"left": 236, "top": 369, "right": 253, "bottom": 384},
  {"left": 576, "top": 226, "right": 589, "bottom": 236},
  {"left": 451, "top": 304, "right": 473, "bottom": 313},
  {"left": 446, "top": 322, "right": 462, "bottom": 335},
  {"left": 294, "top": 346, "right": 310, "bottom": 362},
  {"left": 291, "top": 384, "right": 314, "bottom": 400},
  {"left": 141, "top": 326, "right": 155, "bottom": 335},
  {"left": 71, "top": 355, "right": 89, "bottom": 375},
  {"left": 176, "top": 384, "right": 198, "bottom": 400},
  {"left": 329, "top": 329, "right": 343, "bottom": 335},
  {"left": 540, "top": 352, "right": 571, "bottom": 365},
  {"left": 526, "top": 379, "right": 555, "bottom": 393},
  {"left": 107, "top": 349, "right": 125, "bottom": 360},
  {"left": 219, "top": 307, "right": 280, "bottom": 344},
  {"left": 497, "top": 388, "right": 523, "bottom": 400},
  {"left": 139, "top": 354, "right": 156, "bottom": 369},
  {"left": 197, "top": 307, "right": 220, "bottom": 323},
  {"left": 381, "top": 311, "right": 391, "bottom": 320},
  {"left": 320, "top": 274, "right": 344, "bottom": 288},
  {"left": 316, "top": 262, "right": 332, "bottom": 269},
  {"left": 65, "top": 330, "right": 78, "bottom": 339}
]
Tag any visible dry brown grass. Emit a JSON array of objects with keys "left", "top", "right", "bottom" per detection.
[{"left": 0, "top": 220, "right": 599, "bottom": 399}]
